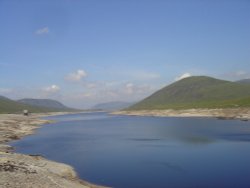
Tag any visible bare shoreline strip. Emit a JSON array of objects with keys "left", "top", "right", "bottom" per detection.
[
  {"left": 112, "top": 108, "right": 250, "bottom": 120},
  {"left": 0, "top": 112, "right": 106, "bottom": 188}
]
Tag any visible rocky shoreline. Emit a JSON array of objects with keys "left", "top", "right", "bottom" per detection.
[
  {"left": 0, "top": 113, "right": 105, "bottom": 188},
  {"left": 112, "top": 108, "right": 250, "bottom": 121}
]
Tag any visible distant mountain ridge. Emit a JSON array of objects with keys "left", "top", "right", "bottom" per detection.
[
  {"left": 93, "top": 101, "right": 134, "bottom": 111},
  {"left": 0, "top": 96, "right": 76, "bottom": 114},
  {"left": 0, "top": 95, "right": 10, "bottom": 100},
  {"left": 18, "top": 98, "right": 70, "bottom": 110},
  {"left": 0, "top": 96, "right": 56, "bottom": 114},
  {"left": 129, "top": 76, "right": 250, "bottom": 110},
  {"left": 236, "top": 79, "right": 250, "bottom": 84}
]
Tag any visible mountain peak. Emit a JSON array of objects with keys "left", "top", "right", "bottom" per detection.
[{"left": 128, "top": 76, "right": 250, "bottom": 110}]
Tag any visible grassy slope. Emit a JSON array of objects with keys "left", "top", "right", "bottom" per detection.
[
  {"left": 17, "top": 98, "right": 71, "bottom": 110},
  {"left": 0, "top": 97, "right": 74, "bottom": 114},
  {"left": 129, "top": 76, "right": 250, "bottom": 110}
]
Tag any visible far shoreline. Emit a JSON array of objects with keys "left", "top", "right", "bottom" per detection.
[{"left": 112, "top": 108, "right": 250, "bottom": 121}]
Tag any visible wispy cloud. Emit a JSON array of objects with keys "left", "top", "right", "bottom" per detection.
[
  {"left": 35, "top": 27, "right": 49, "bottom": 35},
  {"left": 123, "top": 82, "right": 154, "bottom": 95},
  {"left": 0, "top": 85, "right": 61, "bottom": 101},
  {"left": 0, "top": 88, "right": 12, "bottom": 95},
  {"left": 234, "top": 70, "right": 247, "bottom": 76},
  {"left": 61, "top": 80, "right": 158, "bottom": 108},
  {"left": 39, "top": 84, "right": 61, "bottom": 99},
  {"left": 221, "top": 70, "right": 250, "bottom": 81},
  {"left": 65, "top": 69, "right": 87, "bottom": 82},
  {"left": 43, "top": 85, "right": 60, "bottom": 93},
  {"left": 175, "top": 73, "right": 192, "bottom": 81}
]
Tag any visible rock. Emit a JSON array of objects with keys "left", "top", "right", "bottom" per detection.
[{"left": 0, "top": 145, "right": 13, "bottom": 153}]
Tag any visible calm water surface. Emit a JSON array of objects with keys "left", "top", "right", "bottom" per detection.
[{"left": 11, "top": 112, "right": 250, "bottom": 188}]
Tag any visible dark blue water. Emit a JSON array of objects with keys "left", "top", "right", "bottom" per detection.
[{"left": 11, "top": 112, "right": 250, "bottom": 188}]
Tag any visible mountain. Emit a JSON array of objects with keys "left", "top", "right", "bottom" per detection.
[
  {"left": 0, "top": 96, "right": 77, "bottom": 114},
  {"left": 236, "top": 79, "right": 250, "bottom": 85},
  {"left": 93, "top": 101, "right": 134, "bottom": 111},
  {"left": 0, "top": 96, "right": 57, "bottom": 114},
  {"left": 0, "top": 95, "right": 10, "bottom": 100},
  {"left": 17, "top": 98, "right": 71, "bottom": 110},
  {"left": 128, "top": 76, "right": 250, "bottom": 110}
]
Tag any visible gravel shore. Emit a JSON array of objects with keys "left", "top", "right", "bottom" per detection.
[
  {"left": 0, "top": 113, "right": 105, "bottom": 188},
  {"left": 112, "top": 108, "right": 250, "bottom": 120}
]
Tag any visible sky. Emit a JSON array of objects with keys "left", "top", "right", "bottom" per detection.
[{"left": 0, "top": 0, "right": 250, "bottom": 108}]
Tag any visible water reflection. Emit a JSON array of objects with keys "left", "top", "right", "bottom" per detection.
[
  {"left": 153, "top": 117, "right": 250, "bottom": 144},
  {"left": 12, "top": 113, "right": 250, "bottom": 188}
]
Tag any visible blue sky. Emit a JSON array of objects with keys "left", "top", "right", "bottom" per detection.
[{"left": 0, "top": 0, "right": 250, "bottom": 108}]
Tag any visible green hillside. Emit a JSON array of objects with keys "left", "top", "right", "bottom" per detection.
[
  {"left": 129, "top": 76, "right": 250, "bottom": 110},
  {"left": 0, "top": 96, "right": 75, "bottom": 114},
  {"left": 18, "top": 98, "right": 71, "bottom": 110}
]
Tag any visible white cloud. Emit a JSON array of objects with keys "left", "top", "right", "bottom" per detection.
[
  {"left": 39, "top": 85, "right": 61, "bottom": 99},
  {"left": 65, "top": 69, "right": 87, "bottom": 82},
  {"left": 125, "top": 83, "right": 134, "bottom": 94},
  {"left": 61, "top": 81, "right": 158, "bottom": 108},
  {"left": 43, "top": 85, "right": 60, "bottom": 93},
  {"left": 175, "top": 73, "right": 192, "bottom": 81},
  {"left": 35, "top": 27, "right": 49, "bottom": 35}
]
